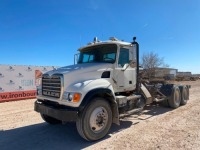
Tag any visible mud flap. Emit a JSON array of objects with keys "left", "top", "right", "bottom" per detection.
[{"left": 140, "top": 84, "right": 152, "bottom": 104}]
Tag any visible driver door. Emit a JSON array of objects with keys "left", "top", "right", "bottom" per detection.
[{"left": 113, "top": 46, "right": 137, "bottom": 91}]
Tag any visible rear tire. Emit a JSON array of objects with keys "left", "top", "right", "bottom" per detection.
[
  {"left": 41, "top": 114, "right": 61, "bottom": 124},
  {"left": 76, "top": 97, "right": 112, "bottom": 141},
  {"left": 168, "top": 86, "right": 181, "bottom": 108},
  {"left": 180, "top": 85, "right": 189, "bottom": 105}
]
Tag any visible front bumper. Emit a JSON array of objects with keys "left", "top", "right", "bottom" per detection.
[{"left": 34, "top": 100, "right": 78, "bottom": 122}]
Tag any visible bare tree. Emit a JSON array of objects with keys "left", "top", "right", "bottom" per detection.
[{"left": 141, "top": 52, "right": 169, "bottom": 79}]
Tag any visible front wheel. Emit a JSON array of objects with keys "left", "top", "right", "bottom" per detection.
[{"left": 76, "top": 97, "right": 112, "bottom": 141}]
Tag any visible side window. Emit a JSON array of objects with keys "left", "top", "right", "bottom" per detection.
[{"left": 118, "top": 48, "right": 129, "bottom": 67}]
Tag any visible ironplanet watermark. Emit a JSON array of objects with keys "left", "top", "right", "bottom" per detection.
[{"left": 0, "top": 90, "right": 36, "bottom": 101}]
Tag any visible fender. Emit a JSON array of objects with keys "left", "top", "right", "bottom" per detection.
[
  {"left": 159, "top": 84, "right": 174, "bottom": 97},
  {"left": 80, "top": 88, "right": 115, "bottom": 108},
  {"left": 77, "top": 79, "right": 115, "bottom": 106}
]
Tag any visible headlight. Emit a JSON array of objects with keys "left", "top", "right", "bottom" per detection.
[{"left": 68, "top": 93, "right": 73, "bottom": 101}]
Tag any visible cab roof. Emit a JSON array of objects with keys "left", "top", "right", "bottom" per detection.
[{"left": 78, "top": 37, "right": 132, "bottom": 51}]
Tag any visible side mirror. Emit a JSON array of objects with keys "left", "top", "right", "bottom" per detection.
[
  {"left": 129, "top": 60, "right": 136, "bottom": 68},
  {"left": 121, "top": 64, "right": 129, "bottom": 71},
  {"left": 74, "top": 53, "right": 80, "bottom": 64},
  {"left": 121, "top": 60, "right": 136, "bottom": 71}
]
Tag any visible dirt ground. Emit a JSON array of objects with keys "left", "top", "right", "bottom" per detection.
[{"left": 0, "top": 81, "right": 200, "bottom": 150}]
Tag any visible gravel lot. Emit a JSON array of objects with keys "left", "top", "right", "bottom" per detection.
[{"left": 0, "top": 81, "right": 200, "bottom": 150}]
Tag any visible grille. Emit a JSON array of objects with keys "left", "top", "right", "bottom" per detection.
[{"left": 42, "top": 74, "right": 62, "bottom": 98}]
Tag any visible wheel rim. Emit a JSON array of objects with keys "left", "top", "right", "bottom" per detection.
[{"left": 89, "top": 107, "right": 108, "bottom": 133}]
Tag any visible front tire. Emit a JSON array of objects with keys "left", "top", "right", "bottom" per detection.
[{"left": 76, "top": 97, "right": 112, "bottom": 141}]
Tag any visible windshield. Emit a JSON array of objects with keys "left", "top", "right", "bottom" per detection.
[{"left": 78, "top": 44, "right": 117, "bottom": 64}]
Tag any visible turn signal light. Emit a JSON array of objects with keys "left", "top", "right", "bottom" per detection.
[{"left": 73, "top": 93, "right": 81, "bottom": 102}]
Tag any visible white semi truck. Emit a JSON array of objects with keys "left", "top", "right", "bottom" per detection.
[{"left": 35, "top": 37, "right": 190, "bottom": 141}]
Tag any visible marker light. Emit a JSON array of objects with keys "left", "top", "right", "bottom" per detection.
[{"left": 73, "top": 93, "right": 81, "bottom": 102}]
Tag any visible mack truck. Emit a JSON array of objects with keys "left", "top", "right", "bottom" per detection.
[{"left": 34, "top": 37, "right": 190, "bottom": 141}]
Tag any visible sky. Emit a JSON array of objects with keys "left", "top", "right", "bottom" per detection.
[{"left": 0, "top": 0, "right": 199, "bottom": 74}]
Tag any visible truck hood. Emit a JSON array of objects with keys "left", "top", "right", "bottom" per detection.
[{"left": 45, "top": 63, "right": 113, "bottom": 76}]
